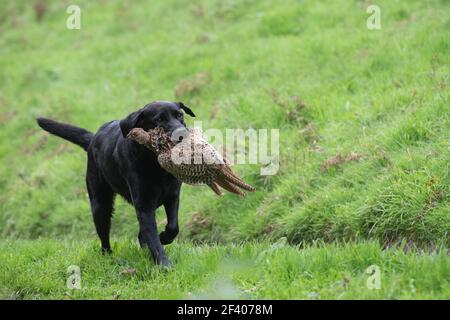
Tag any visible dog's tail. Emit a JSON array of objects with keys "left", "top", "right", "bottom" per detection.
[{"left": 36, "top": 118, "right": 94, "bottom": 151}]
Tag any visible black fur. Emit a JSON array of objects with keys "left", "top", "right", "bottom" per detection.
[
  {"left": 37, "top": 118, "right": 93, "bottom": 151},
  {"left": 37, "top": 101, "right": 195, "bottom": 267}
]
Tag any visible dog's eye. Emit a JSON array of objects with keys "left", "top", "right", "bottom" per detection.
[
  {"left": 177, "top": 112, "right": 183, "bottom": 119},
  {"left": 156, "top": 116, "right": 165, "bottom": 123}
]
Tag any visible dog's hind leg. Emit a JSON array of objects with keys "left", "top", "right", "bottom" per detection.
[{"left": 86, "top": 154, "right": 115, "bottom": 254}]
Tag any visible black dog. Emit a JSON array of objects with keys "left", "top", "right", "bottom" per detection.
[{"left": 37, "top": 101, "right": 195, "bottom": 267}]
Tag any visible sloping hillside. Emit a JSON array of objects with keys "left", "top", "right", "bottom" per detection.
[{"left": 0, "top": 0, "right": 448, "bottom": 299}]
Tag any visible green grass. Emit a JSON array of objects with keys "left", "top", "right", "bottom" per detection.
[
  {"left": 0, "top": 0, "right": 449, "bottom": 299},
  {"left": 1, "top": 239, "right": 450, "bottom": 299}
]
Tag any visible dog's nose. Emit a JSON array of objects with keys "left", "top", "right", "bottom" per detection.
[{"left": 170, "top": 127, "right": 188, "bottom": 143}]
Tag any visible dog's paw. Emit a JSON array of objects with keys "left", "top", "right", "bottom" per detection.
[
  {"left": 159, "top": 231, "right": 174, "bottom": 245},
  {"left": 160, "top": 258, "right": 173, "bottom": 272},
  {"left": 101, "top": 247, "right": 112, "bottom": 255},
  {"left": 159, "top": 227, "right": 179, "bottom": 245}
]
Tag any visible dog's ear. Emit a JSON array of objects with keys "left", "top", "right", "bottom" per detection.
[
  {"left": 177, "top": 102, "right": 196, "bottom": 117},
  {"left": 120, "top": 109, "right": 144, "bottom": 138}
]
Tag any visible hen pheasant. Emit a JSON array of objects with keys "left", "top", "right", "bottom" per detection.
[{"left": 127, "top": 127, "right": 256, "bottom": 197}]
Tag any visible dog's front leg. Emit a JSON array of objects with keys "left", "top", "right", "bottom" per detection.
[
  {"left": 160, "top": 195, "right": 180, "bottom": 245},
  {"left": 129, "top": 182, "right": 169, "bottom": 267},
  {"left": 135, "top": 207, "right": 168, "bottom": 267}
]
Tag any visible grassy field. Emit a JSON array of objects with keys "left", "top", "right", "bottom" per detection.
[
  {"left": 0, "top": 0, "right": 449, "bottom": 299},
  {"left": 1, "top": 239, "right": 450, "bottom": 299}
]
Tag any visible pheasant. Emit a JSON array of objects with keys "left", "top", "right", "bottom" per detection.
[{"left": 127, "top": 127, "right": 256, "bottom": 197}]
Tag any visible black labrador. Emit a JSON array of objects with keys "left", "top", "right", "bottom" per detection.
[{"left": 37, "top": 101, "right": 195, "bottom": 267}]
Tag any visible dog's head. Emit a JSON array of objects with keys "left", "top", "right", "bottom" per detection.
[{"left": 120, "top": 101, "right": 195, "bottom": 139}]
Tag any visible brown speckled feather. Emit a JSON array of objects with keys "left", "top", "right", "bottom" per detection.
[{"left": 127, "top": 127, "right": 256, "bottom": 197}]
